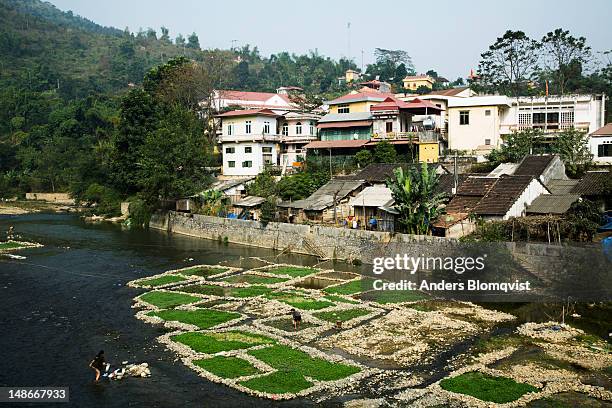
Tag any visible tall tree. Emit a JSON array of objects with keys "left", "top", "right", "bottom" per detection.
[
  {"left": 540, "top": 29, "right": 591, "bottom": 94},
  {"left": 187, "top": 32, "right": 200, "bottom": 49},
  {"left": 475, "top": 30, "right": 540, "bottom": 96},
  {"left": 159, "top": 26, "right": 170, "bottom": 43},
  {"left": 551, "top": 129, "right": 593, "bottom": 178}
]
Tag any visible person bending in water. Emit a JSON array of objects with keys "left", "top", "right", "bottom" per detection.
[
  {"left": 290, "top": 308, "right": 302, "bottom": 330},
  {"left": 89, "top": 350, "right": 106, "bottom": 382}
]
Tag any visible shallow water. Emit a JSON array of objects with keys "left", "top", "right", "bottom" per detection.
[{"left": 0, "top": 213, "right": 324, "bottom": 407}]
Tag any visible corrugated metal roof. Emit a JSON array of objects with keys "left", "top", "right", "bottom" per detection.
[
  {"left": 546, "top": 179, "right": 579, "bottom": 195},
  {"left": 348, "top": 185, "right": 393, "bottom": 208},
  {"left": 318, "top": 112, "right": 373, "bottom": 123},
  {"left": 526, "top": 194, "right": 580, "bottom": 214},
  {"left": 303, "top": 140, "right": 369, "bottom": 149},
  {"left": 571, "top": 171, "right": 612, "bottom": 195},
  {"left": 233, "top": 196, "right": 266, "bottom": 207},
  {"left": 279, "top": 179, "right": 365, "bottom": 211}
]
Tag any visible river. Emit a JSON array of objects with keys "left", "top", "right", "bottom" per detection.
[{"left": 0, "top": 213, "right": 325, "bottom": 407}]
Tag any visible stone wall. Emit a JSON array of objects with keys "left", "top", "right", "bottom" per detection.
[{"left": 150, "top": 211, "right": 458, "bottom": 263}]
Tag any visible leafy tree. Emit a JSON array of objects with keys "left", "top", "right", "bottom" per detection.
[
  {"left": 487, "top": 129, "right": 544, "bottom": 164},
  {"left": 426, "top": 70, "right": 438, "bottom": 78},
  {"left": 276, "top": 171, "right": 329, "bottom": 201},
  {"left": 159, "top": 26, "right": 170, "bottom": 43},
  {"left": 259, "top": 197, "right": 277, "bottom": 223},
  {"left": 246, "top": 169, "right": 277, "bottom": 198},
  {"left": 187, "top": 32, "right": 200, "bottom": 49},
  {"left": 355, "top": 149, "right": 373, "bottom": 167},
  {"left": 175, "top": 34, "right": 185, "bottom": 46},
  {"left": 475, "top": 30, "right": 540, "bottom": 96},
  {"left": 386, "top": 163, "right": 446, "bottom": 235},
  {"left": 551, "top": 129, "right": 593, "bottom": 177},
  {"left": 415, "top": 85, "right": 431, "bottom": 95},
  {"left": 540, "top": 29, "right": 591, "bottom": 94},
  {"left": 373, "top": 141, "right": 397, "bottom": 163}
]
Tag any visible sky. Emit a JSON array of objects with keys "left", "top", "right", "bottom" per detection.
[{"left": 49, "top": 0, "right": 612, "bottom": 80}]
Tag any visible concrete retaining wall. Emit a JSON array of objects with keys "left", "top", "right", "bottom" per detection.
[{"left": 25, "top": 192, "right": 75, "bottom": 205}]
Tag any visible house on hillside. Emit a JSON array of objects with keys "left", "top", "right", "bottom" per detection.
[
  {"left": 211, "top": 89, "right": 298, "bottom": 114},
  {"left": 402, "top": 75, "right": 435, "bottom": 91},
  {"left": 278, "top": 111, "right": 320, "bottom": 171},
  {"left": 278, "top": 179, "right": 365, "bottom": 223},
  {"left": 590, "top": 123, "right": 612, "bottom": 165}
]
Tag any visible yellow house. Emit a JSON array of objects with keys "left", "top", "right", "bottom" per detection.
[
  {"left": 326, "top": 90, "right": 389, "bottom": 114},
  {"left": 345, "top": 69, "right": 361, "bottom": 83},
  {"left": 418, "top": 142, "right": 439, "bottom": 163},
  {"left": 403, "top": 75, "right": 435, "bottom": 91}
]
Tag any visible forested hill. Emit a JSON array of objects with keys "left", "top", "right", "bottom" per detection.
[{"left": 0, "top": 0, "right": 211, "bottom": 99}]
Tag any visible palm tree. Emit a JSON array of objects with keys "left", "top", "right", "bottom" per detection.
[{"left": 386, "top": 163, "right": 446, "bottom": 235}]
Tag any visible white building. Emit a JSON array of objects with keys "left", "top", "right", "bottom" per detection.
[
  {"left": 590, "top": 123, "right": 612, "bottom": 165},
  {"left": 218, "top": 109, "right": 282, "bottom": 177},
  {"left": 279, "top": 112, "right": 319, "bottom": 169},
  {"left": 211, "top": 89, "right": 298, "bottom": 114}
]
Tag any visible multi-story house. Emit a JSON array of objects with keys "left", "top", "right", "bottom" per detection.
[
  {"left": 402, "top": 75, "right": 435, "bottom": 91},
  {"left": 218, "top": 109, "right": 282, "bottom": 177},
  {"left": 279, "top": 112, "right": 319, "bottom": 168},
  {"left": 211, "top": 89, "right": 298, "bottom": 114},
  {"left": 590, "top": 123, "right": 612, "bottom": 165}
]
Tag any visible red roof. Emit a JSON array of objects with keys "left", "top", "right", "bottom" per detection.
[
  {"left": 370, "top": 97, "right": 444, "bottom": 113},
  {"left": 404, "top": 98, "right": 444, "bottom": 112},
  {"left": 327, "top": 90, "right": 395, "bottom": 105},
  {"left": 216, "top": 108, "right": 281, "bottom": 118},
  {"left": 592, "top": 123, "right": 612, "bottom": 137},
  {"left": 217, "top": 90, "right": 292, "bottom": 104},
  {"left": 303, "top": 140, "right": 369, "bottom": 149},
  {"left": 317, "top": 120, "right": 372, "bottom": 129}
]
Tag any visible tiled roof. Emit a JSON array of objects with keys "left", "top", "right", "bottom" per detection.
[
  {"left": 473, "top": 175, "right": 535, "bottom": 216},
  {"left": 592, "top": 123, "right": 612, "bottom": 136},
  {"left": 217, "top": 108, "right": 281, "bottom": 117},
  {"left": 514, "top": 155, "right": 555, "bottom": 177},
  {"left": 445, "top": 196, "right": 483, "bottom": 213},
  {"left": 326, "top": 91, "right": 393, "bottom": 105},
  {"left": 436, "top": 173, "right": 473, "bottom": 195},
  {"left": 456, "top": 177, "right": 498, "bottom": 196},
  {"left": 426, "top": 87, "right": 470, "bottom": 96},
  {"left": 526, "top": 194, "right": 580, "bottom": 214},
  {"left": 217, "top": 90, "right": 292, "bottom": 104},
  {"left": 571, "top": 171, "right": 612, "bottom": 196}
]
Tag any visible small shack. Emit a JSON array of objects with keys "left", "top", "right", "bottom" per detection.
[
  {"left": 348, "top": 185, "right": 396, "bottom": 231},
  {"left": 232, "top": 196, "right": 266, "bottom": 220}
]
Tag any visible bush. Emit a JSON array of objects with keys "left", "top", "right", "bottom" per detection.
[
  {"left": 128, "top": 197, "right": 152, "bottom": 227},
  {"left": 82, "top": 183, "right": 121, "bottom": 216},
  {"left": 355, "top": 149, "right": 373, "bottom": 167}
]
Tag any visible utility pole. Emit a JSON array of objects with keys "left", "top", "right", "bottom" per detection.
[
  {"left": 328, "top": 148, "right": 333, "bottom": 178},
  {"left": 347, "top": 22, "right": 351, "bottom": 62}
]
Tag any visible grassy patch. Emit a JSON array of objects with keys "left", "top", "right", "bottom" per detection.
[
  {"left": 248, "top": 345, "right": 360, "bottom": 381},
  {"left": 179, "top": 266, "right": 228, "bottom": 277},
  {"left": 440, "top": 371, "right": 538, "bottom": 403},
  {"left": 137, "top": 274, "right": 186, "bottom": 287},
  {"left": 175, "top": 284, "right": 226, "bottom": 296},
  {"left": 173, "top": 331, "right": 275, "bottom": 354},
  {"left": 265, "top": 292, "right": 335, "bottom": 310},
  {"left": 362, "top": 290, "right": 429, "bottom": 304},
  {"left": 228, "top": 286, "right": 275, "bottom": 298},
  {"left": 324, "top": 277, "right": 377, "bottom": 295},
  {"left": 138, "top": 291, "right": 200, "bottom": 308},
  {"left": 263, "top": 319, "right": 319, "bottom": 332},
  {"left": 222, "top": 274, "right": 289, "bottom": 285},
  {"left": 148, "top": 308, "right": 240, "bottom": 329},
  {"left": 194, "top": 356, "right": 261, "bottom": 379},
  {"left": 313, "top": 308, "right": 371, "bottom": 323},
  {"left": 323, "top": 294, "right": 361, "bottom": 304},
  {"left": 240, "top": 371, "right": 313, "bottom": 394},
  {"left": 265, "top": 266, "right": 318, "bottom": 277},
  {"left": 0, "top": 241, "right": 25, "bottom": 250}
]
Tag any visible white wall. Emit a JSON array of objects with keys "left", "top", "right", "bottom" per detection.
[
  {"left": 447, "top": 106, "right": 502, "bottom": 151},
  {"left": 590, "top": 136, "right": 612, "bottom": 165},
  {"left": 222, "top": 115, "right": 280, "bottom": 140},
  {"left": 504, "top": 179, "right": 549, "bottom": 220},
  {"left": 222, "top": 142, "right": 278, "bottom": 177}
]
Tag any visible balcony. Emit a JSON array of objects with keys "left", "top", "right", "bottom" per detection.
[
  {"left": 500, "top": 122, "right": 590, "bottom": 134},
  {"left": 279, "top": 135, "right": 318, "bottom": 144},
  {"left": 371, "top": 130, "right": 441, "bottom": 143},
  {"left": 219, "top": 133, "right": 281, "bottom": 143}
]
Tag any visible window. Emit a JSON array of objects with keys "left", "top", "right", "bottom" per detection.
[
  {"left": 485, "top": 109, "right": 491, "bottom": 116},
  {"left": 459, "top": 111, "right": 469, "bottom": 125},
  {"left": 386, "top": 122, "right": 393, "bottom": 133},
  {"left": 262, "top": 146, "right": 272, "bottom": 153},
  {"left": 228, "top": 161, "right": 235, "bottom": 168},
  {"left": 598, "top": 143, "right": 612, "bottom": 157},
  {"left": 338, "top": 104, "right": 350, "bottom": 114},
  {"left": 263, "top": 154, "right": 273, "bottom": 164},
  {"left": 533, "top": 113, "right": 546, "bottom": 124},
  {"left": 309, "top": 121, "right": 315, "bottom": 135},
  {"left": 282, "top": 122, "right": 288, "bottom": 136},
  {"left": 225, "top": 147, "right": 235, "bottom": 154},
  {"left": 263, "top": 121, "right": 270, "bottom": 134},
  {"left": 242, "top": 161, "right": 253, "bottom": 168},
  {"left": 244, "top": 146, "right": 252, "bottom": 153},
  {"left": 484, "top": 139, "right": 491, "bottom": 146},
  {"left": 296, "top": 122, "right": 302, "bottom": 135},
  {"left": 245, "top": 120, "right": 252, "bottom": 134},
  {"left": 227, "top": 123, "right": 234, "bottom": 135}
]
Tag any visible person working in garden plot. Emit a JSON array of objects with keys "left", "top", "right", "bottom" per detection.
[{"left": 290, "top": 308, "right": 302, "bottom": 330}]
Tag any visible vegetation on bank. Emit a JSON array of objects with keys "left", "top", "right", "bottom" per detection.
[
  {"left": 312, "top": 308, "right": 371, "bottom": 322},
  {"left": 136, "top": 274, "right": 187, "bottom": 287},
  {"left": 138, "top": 291, "right": 200, "bottom": 308},
  {"left": 194, "top": 356, "right": 261, "bottom": 379},
  {"left": 172, "top": 331, "right": 275, "bottom": 354},
  {"left": 178, "top": 265, "right": 229, "bottom": 277},
  {"left": 147, "top": 308, "right": 240, "bottom": 329}
]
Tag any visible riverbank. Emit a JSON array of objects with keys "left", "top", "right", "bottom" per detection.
[{"left": 0, "top": 199, "right": 78, "bottom": 215}]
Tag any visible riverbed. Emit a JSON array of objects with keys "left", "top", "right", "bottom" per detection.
[{"left": 0, "top": 213, "right": 324, "bottom": 407}]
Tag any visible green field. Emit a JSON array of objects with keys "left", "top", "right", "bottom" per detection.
[
  {"left": 324, "top": 277, "right": 376, "bottom": 295},
  {"left": 172, "top": 331, "right": 275, "bottom": 354},
  {"left": 148, "top": 308, "right": 240, "bottom": 329},
  {"left": 240, "top": 371, "right": 313, "bottom": 394},
  {"left": 265, "top": 292, "right": 335, "bottom": 310},
  {"left": 175, "top": 284, "right": 226, "bottom": 296},
  {"left": 440, "top": 372, "right": 539, "bottom": 403},
  {"left": 222, "top": 274, "right": 289, "bottom": 285},
  {"left": 137, "top": 274, "right": 187, "bottom": 287},
  {"left": 263, "top": 318, "right": 319, "bottom": 332},
  {"left": 323, "top": 294, "right": 361, "bottom": 304},
  {"left": 194, "top": 356, "right": 261, "bottom": 379},
  {"left": 0, "top": 241, "right": 25, "bottom": 250},
  {"left": 229, "top": 286, "right": 275, "bottom": 298},
  {"left": 138, "top": 291, "right": 200, "bottom": 308},
  {"left": 265, "top": 266, "right": 318, "bottom": 278}
]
